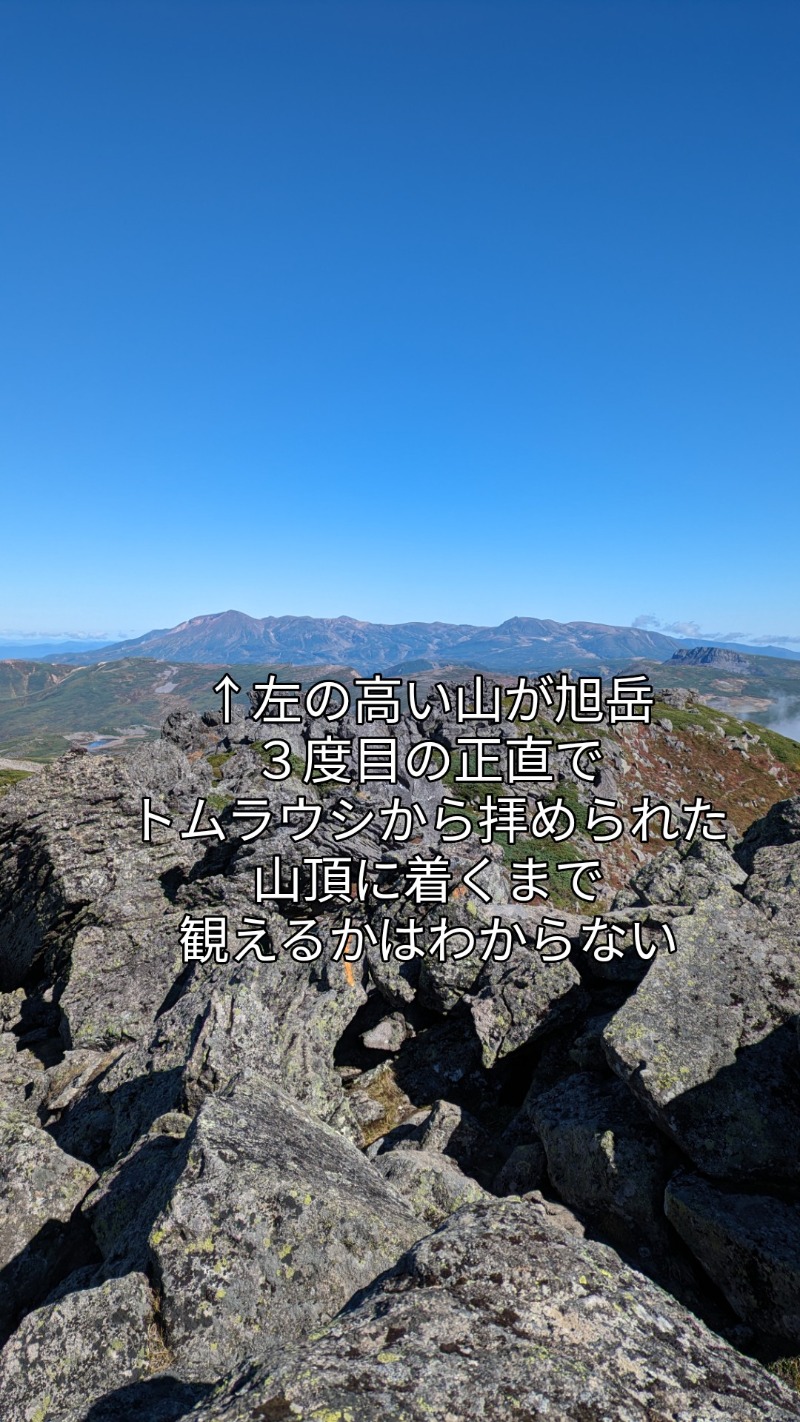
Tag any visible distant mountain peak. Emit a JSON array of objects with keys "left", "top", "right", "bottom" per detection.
[
  {"left": 47, "top": 609, "right": 680, "bottom": 674},
  {"left": 670, "top": 646, "right": 752, "bottom": 671}
]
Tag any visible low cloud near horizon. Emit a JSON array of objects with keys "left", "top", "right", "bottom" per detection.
[
  {"left": 0, "top": 628, "right": 135, "bottom": 643},
  {"left": 632, "top": 615, "right": 800, "bottom": 647}
]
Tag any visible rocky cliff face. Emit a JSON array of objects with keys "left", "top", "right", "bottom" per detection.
[
  {"left": 1, "top": 691, "right": 800, "bottom": 1420},
  {"left": 670, "top": 646, "right": 754, "bottom": 672}
]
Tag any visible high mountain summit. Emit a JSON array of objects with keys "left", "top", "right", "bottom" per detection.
[{"left": 50, "top": 609, "right": 680, "bottom": 672}]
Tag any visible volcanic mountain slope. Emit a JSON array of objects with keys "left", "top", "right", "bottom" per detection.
[
  {"left": 0, "top": 659, "right": 73, "bottom": 701},
  {"left": 2, "top": 685, "right": 800, "bottom": 1417},
  {"left": 48, "top": 608, "right": 681, "bottom": 671},
  {"left": 671, "top": 645, "right": 755, "bottom": 671}
]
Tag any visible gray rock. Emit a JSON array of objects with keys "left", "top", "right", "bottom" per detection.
[
  {"left": 138, "top": 872, "right": 369, "bottom": 1139},
  {"left": 184, "top": 1199, "right": 800, "bottom": 1422},
  {"left": 374, "top": 1148, "right": 487, "bottom": 1225},
  {"left": 362, "top": 898, "right": 428, "bottom": 1010},
  {"left": 42, "top": 1048, "right": 125, "bottom": 1120},
  {"left": 180, "top": 953, "right": 366, "bottom": 1136},
  {"left": 385, "top": 1018, "right": 481, "bottom": 1101},
  {"left": 361, "top": 1012, "right": 410, "bottom": 1052},
  {"left": 50, "top": 1038, "right": 187, "bottom": 1169},
  {"left": 629, "top": 837, "right": 746, "bottom": 908},
  {"left": 361, "top": 847, "right": 508, "bottom": 1017},
  {"left": 466, "top": 944, "right": 587, "bottom": 1068},
  {"left": 413, "top": 900, "right": 491, "bottom": 1013},
  {"left": 416, "top": 949, "right": 485, "bottom": 1013},
  {"left": 530, "top": 1071, "right": 672, "bottom": 1255},
  {"left": 739, "top": 795, "right": 800, "bottom": 940},
  {"left": 0, "top": 1105, "right": 97, "bottom": 1335},
  {"left": 416, "top": 1097, "right": 490, "bottom": 1169},
  {"left": 347, "top": 1020, "right": 484, "bottom": 1152},
  {"left": 53, "top": 1377, "right": 211, "bottom": 1422},
  {"left": 368, "top": 1098, "right": 493, "bottom": 1177},
  {"left": 344, "top": 1059, "right": 421, "bottom": 1147},
  {"left": 148, "top": 1078, "right": 425, "bottom": 1381},
  {"left": 665, "top": 1172, "right": 800, "bottom": 1344},
  {"left": 738, "top": 793, "right": 800, "bottom": 861},
  {"left": 82, "top": 1118, "right": 191, "bottom": 1273},
  {"left": 0, "top": 744, "right": 209, "bottom": 1047},
  {"left": 414, "top": 1095, "right": 463, "bottom": 1151},
  {"left": 603, "top": 895, "right": 800, "bottom": 1182},
  {"left": 0, "top": 1032, "right": 47, "bottom": 1115},
  {"left": 493, "top": 1140, "right": 546, "bottom": 1195},
  {"left": 522, "top": 1187, "right": 586, "bottom": 1236},
  {"left": 0, "top": 989, "right": 25, "bottom": 1030},
  {"left": 745, "top": 840, "right": 800, "bottom": 940},
  {"left": 364, "top": 1109, "right": 432, "bottom": 1158},
  {"left": 657, "top": 686, "right": 694, "bottom": 709},
  {"left": 568, "top": 1010, "right": 615, "bottom": 1069},
  {"left": 161, "top": 707, "right": 223, "bottom": 755},
  {"left": 0, "top": 1272, "right": 160, "bottom": 1420}
]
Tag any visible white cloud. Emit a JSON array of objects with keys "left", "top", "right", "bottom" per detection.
[
  {"left": 631, "top": 615, "right": 800, "bottom": 648},
  {"left": 0, "top": 628, "right": 130, "bottom": 642}
]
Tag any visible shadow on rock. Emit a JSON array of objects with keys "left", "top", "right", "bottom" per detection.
[
  {"left": 47, "top": 1065, "right": 186, "bottom": 1167},
  {"left": 81, "top": 1375, "right": 213, "bottom": 1421},
  {"left": 610, "top": 1023, "right": 800, "bottom": 1187},
  {"left": 0, "top": 1212, "right": 101, "bottom": 1345}
]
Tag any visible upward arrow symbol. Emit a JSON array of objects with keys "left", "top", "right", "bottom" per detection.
[{"left": 213, "top": 674, "right": 242, "bottom": 724}]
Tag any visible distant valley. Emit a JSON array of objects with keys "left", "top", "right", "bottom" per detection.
[{"left": 2, "top": 609, "right": 799, "bottom": 770}]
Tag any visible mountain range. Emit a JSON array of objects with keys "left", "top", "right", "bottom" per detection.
[
  {"left": 43, "top": 609, "right": 683, "bottom": 672},
  {"left": 28, "top": 610, "right": 799, "bottom": 672}
]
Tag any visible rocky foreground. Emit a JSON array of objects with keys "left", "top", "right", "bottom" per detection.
[{"left": 1, "top": 691, "right": 800, "bottom": 1420}]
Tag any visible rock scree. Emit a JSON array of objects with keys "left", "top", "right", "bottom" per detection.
[{"left": 1, "top": 689, "right": 800, "bottom": 1420}]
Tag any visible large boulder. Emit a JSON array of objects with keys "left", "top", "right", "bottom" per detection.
[
  {"left": 178, "top": 942, "right": 367, "bottom": 1136},
  {"left": 530, "top": 1071, "right": 672, "bottom": 1256},
  {"left": 603, "top": 895, "right": 800, "bottom": 1182},
  {"left": 81, "top": 1111, "right": 192, "bottom": 1273},
  {"left": 148, "top": 1078, "right": 426, "bottom": 1380},
  {"left": 0, "top": 1272, "right": 161, "bottom": 1421},
  {"left": 374, "top": 1148, "right": 487, "bottom": 1225},
  {"left": 739, "top": 794, "right": 800, "bottom": 939},
  {"left": 0, "top": 1106, "right": 97, "bottom": 1337},
  {"left": 737, "top": 794, "right": 800, "bottom": 862},
  {"left": 184, "top": 1199, "right": 800, "bottom": 1422},
  {"left": 466, "top": 945, "right": 587, "bottom": 1068},
  {"left": 665, "top": 1172, "right": 800, "bottom": 1344},
  {"left": 628, "top": 838, "right": 746, "bottom": 908},
  {"left": 0, "top": 743, "right": 210, "bottom": 1046}
]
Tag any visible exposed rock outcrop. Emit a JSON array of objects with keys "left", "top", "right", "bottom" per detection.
[
  {"left": 1, "top": 697, "right": 800, "bottom": 1420},
  {"left": 185, "top": 1201, "right": 800, "bottom": 1422}
]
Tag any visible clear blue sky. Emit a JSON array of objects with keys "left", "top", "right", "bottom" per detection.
[{"left": 1, "top": 0, "right": 798, "bottom": 644}]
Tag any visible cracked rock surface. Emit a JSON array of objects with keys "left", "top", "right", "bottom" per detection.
[
  {"left": 1, "top": 699, "right": 800, "bottom": 1420},
  {"left": 186, "top": 1200, "right": 800, "bottom": 1422}
]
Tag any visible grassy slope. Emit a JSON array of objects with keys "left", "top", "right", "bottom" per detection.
[
  {"left": 0, "top": 660, "right": 74, "bottom": 700},
  {"left": 0, "top": 767, "right": 33, "bottom": 796},
  {"left": 0, "top": 658, "right": 354, "bottom": 760}
]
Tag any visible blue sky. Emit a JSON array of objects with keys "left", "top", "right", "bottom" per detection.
[{"left": 1, "top": 0, "right": 798, "bottom": 644}]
